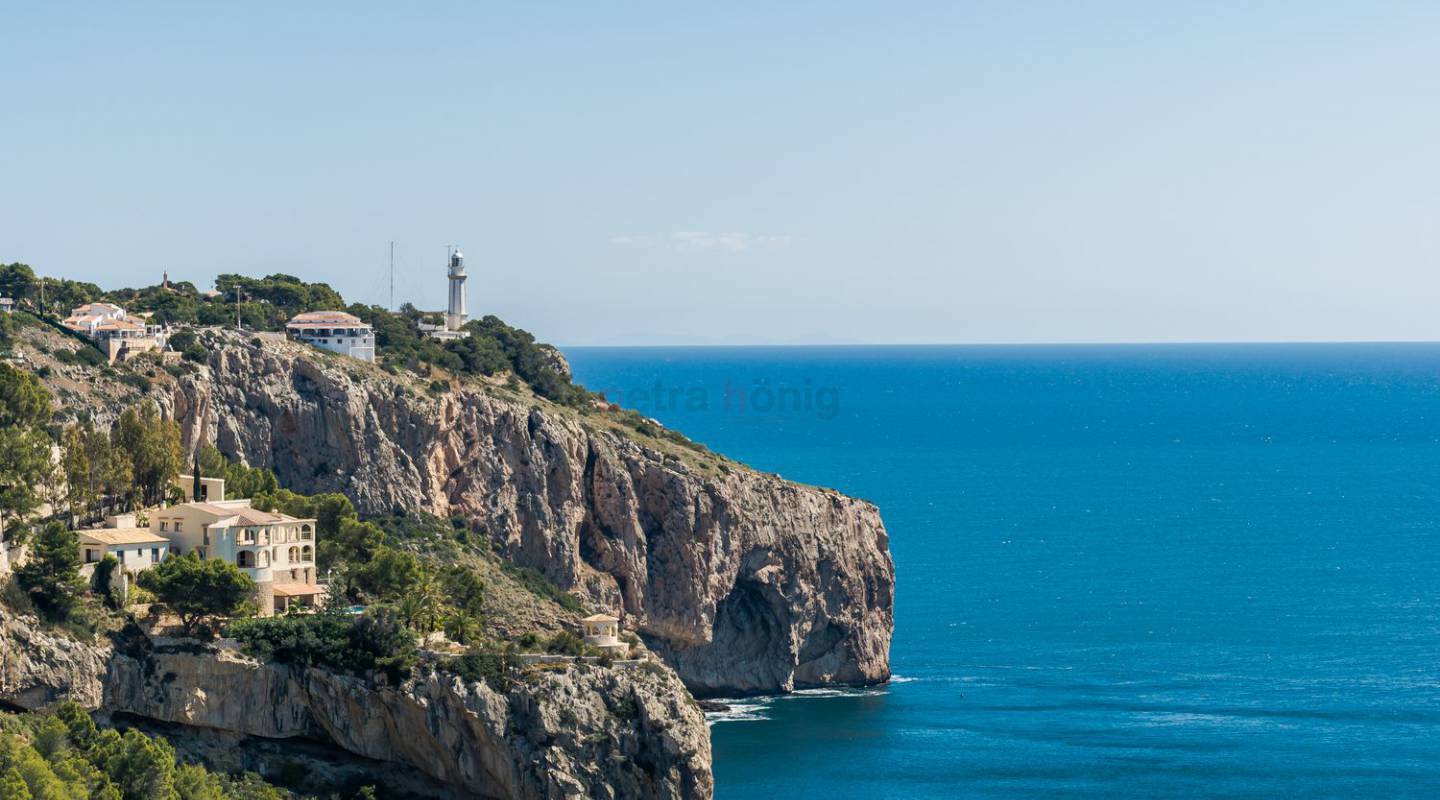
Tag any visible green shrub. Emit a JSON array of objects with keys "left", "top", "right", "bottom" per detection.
[
  {"left": 543, "top": 630, "right": 599, "bottom": 657},
  {"left": 501, "top": 564, "right": 584, "bottom": 612},
  {"left": 118, "top": 372, "right": 152, "bottom": 394},
  {"left": 445, "top": 644, "right": 520, "bottom": 690},
  {"left": 227, "top": 607, "right": 418, "bottom": 684}
]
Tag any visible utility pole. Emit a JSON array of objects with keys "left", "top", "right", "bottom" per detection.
[{"left": 233, "top": 285, "right": 244, "bottom": 329}]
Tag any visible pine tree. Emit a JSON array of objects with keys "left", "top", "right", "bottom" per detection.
[
  {"left": 15, "top": 522, "right": 84, "bottom": 620},
  {"left": 0, "top": 767, "right": 30, "bottom": 800}
]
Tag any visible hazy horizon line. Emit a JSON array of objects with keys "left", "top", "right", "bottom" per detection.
[{"left": 560, "top": 339, "right": 1440, "bottom": 349}]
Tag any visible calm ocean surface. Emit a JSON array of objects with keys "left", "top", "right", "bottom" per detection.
[{"left": 564, "top": 344, "right": 1440, "bottom": 799}]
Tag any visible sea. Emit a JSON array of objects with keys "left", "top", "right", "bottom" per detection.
[{"left": 563, "top": 344, "right": 1440, "bottom": 799}]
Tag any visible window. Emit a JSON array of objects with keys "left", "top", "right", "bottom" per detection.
[
  {"left": 85, "top": 549, "right": 97, "bottom": 563},
  {"left": 300, "top": 545, "right": 313, "bottom": 562},
  {"left": 288, "top": 546, "right": 299, "bottom": 563},
  {"left": 117, "top": 550, "right": 126, "bottom": 564},
  {"left": 237, "top": 550, "right": 255, "bottom": 568},
  {"left": 159, "top": 521, "right": 167, "bottom": 531},
  {"left": 151, "top": 547, "right": 160, "bottom": 562},
  {"left": 300, "top": 524, "right": 312, "bottom": 540},
  {"left": 175, "top": 522, "right": 183, "bottom": 533}
]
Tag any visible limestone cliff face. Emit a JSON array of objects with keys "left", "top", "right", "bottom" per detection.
[
  {"left": 104, "top": 645, "right": 711, "bottom": 800},
  {"left": 0, "top": 610, "right": 108, "bottom": 709},
  {"left": 0, "top": 613, "right": 712, "bottom": 799},
  {"left": 172, "top": 334, "right": 895, "bottom": 695}
]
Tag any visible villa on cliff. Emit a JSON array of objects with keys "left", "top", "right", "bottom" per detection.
[
  {"left": 285, "top": 310, "right": 375, "bottom": 362},
  {"left": 75, "top": 475, "right": 322, "bottom": 615},
  {"left": 62, "top": 301, "right": 170, "bottom": 364},
  {"left": 154, "top": 481, "right": 322, "bottom": 615}
]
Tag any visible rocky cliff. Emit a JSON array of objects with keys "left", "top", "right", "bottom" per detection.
[
  {"left": 105, "top": 642, "right": 711, "bottom": 800},
  {"left": 170, "top": 333, "right": 894, "bottom": 696},
  {"left": 0, "top": 612, "right": 712, "bottom": 799}
]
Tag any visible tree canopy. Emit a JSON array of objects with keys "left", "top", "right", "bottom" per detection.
[
  {"left": 15, "top": 523, "right": 85, "bottom": 620},
  {"left": 0, "top": 364, "right": 53, "bottom": 540},
  {"left": 0, "top": 702, "right": 288, "bottom": 800},
  {"left": 137, "top": 554, "right": 254, "bottom": 636},
  {"left": 112, "top": 402, "right": 182, "bottom": 508}
]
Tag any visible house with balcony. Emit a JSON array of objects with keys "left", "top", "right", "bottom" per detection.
[
  {"left": 62, "top": 302, "right": 169, "bottom": 363},
  {"left": 285, "top": 311, "right": 375, "bottom": 362},
  {"left": 149, "top": 495, "right": 321, "bottom": 615}
]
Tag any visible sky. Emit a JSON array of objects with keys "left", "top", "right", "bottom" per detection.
[{"left": 3, "top": 1, "right": 1439, "bottom": 345}]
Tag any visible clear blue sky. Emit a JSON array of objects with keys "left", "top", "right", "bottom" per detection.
[{"left": 4, "top": 1, "right": 1438, "bottom": 345}]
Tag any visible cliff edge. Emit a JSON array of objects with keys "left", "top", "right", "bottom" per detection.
[
  {"left": 171, "top": 332, "right": 894, "bottom": 695},
  {"left": 0, "top": 611, "right": 712, "bottom": 799}
]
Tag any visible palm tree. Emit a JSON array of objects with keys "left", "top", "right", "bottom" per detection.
[{"left": 398, "top": 578, "right": 444, "bottom": 634}]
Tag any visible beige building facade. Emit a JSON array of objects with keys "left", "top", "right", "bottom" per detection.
[{"left": 150, "top": 498, "right": 321, "bottom": 615}]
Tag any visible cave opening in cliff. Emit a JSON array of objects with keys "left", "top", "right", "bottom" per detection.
[{"left": 710, "top": 578, "right": 786, "bottom": 669}]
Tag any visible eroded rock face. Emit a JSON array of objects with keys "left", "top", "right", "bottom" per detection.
[
  {"left": 0, "top": 611, "right": 109, "bottom": 710},
  {"left": 0, "top": 612, "right": 712, "bottom": 800},
  {"left": 104, "top": 645, "right": 712, "bottom": 800},
  {"left": 172, "top": 334, "right": 895, "bottom": 695}
]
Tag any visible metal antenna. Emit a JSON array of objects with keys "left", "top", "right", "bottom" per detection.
[{"left": 389, "top": 241, "right": 395, "bottom": 311}]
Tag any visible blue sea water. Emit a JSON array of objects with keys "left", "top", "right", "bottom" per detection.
[{"left": 563, "top": 344, "right": 1440, "bottom": 799}]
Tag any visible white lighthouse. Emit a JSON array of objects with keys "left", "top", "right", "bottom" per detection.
[{"left": 446, "top": 248, "right": 468, "bottom": 331}]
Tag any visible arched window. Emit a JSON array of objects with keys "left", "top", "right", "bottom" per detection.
[
  {"left": 300, "top": 545, "right": 313, "bottom": 562},
  {"left": 260, "top": 550, "right": 270, "bottom": 567},
  {"left": 300, "top": 524, "right": 312, "bottom": 540},
  {"left": 236, "top": 550, "right": 255, "bottom": 568},
  {"left": 288, "top": 546, "right": 299, "bottom": 563}
]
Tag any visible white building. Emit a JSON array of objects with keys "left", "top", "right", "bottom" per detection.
[
  {"left": 446, "top": 248, "right": 468, "bottom": 331},
  {"left": 78, "top": 523, "right": 170, "bottom": 573},
  {"left": 0, "top": 297, "right": 14, "bottom": 314},
  {"left": 62, "top": 302, "right": 169, "bottom": 363},
  {"left": 422, "top": 248, "right": 472, "bottom": 341},
  {"left": 285, "top": 311, "right": 375, "bottom": 362},
  {"left": 180, "top": 473, "right": 226, "bottom": 503},
  {"left": 581, "top": 613, "right": 629, "bottom": 656}
]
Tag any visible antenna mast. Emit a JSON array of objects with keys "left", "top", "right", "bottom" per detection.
[{"left": 389, "top": 241, "right": 395, "bottom": 311}]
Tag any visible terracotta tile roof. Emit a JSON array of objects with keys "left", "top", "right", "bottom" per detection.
[
  {"left": 77, "top": 529, "right": 169, "bottom": 546},
  {"left": 286, "top": 311, "right": 368, "bottom": 329},
  {"left": 69, "top": 302, "right": 124, "bottom": 317},
  {"left": 93, "top": 319, "right": 145, "bottom": 331},
  {"left": 181, "top": 502, "right": 311, "bottom": 527}
]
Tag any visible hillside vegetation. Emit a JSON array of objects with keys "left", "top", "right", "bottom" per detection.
[
  {"left": 2, "top": 262, "right": 711, "bottom": 455},
  {"left": 0, "top": 702, "right": 292, "bottom": 800}
]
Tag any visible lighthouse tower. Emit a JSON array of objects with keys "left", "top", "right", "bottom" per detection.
[{"left": 446, "top": 248, "right": 468, "bottom": 331}]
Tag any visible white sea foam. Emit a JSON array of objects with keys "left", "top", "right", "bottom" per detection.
[{"left": 704, "top": 701, "right": 771, "bottom": 725}]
